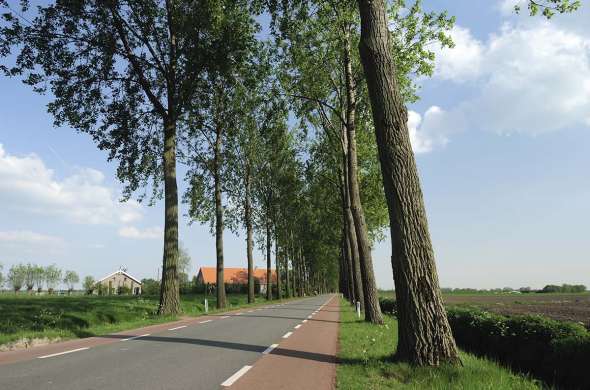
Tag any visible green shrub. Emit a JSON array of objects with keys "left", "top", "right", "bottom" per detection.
[
  {"left": 117, "top": 285, "right": 131, "bottom": 295},
  {"left": 447, "top": 307, "right": 590, "bottom": 389},
  {"left": 379, "top": 297, "right": 397, "bottom": 315}
]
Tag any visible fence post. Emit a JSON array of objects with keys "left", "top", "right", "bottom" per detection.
[
  {"left": 356, "top": 301, "right": 361, "bottom": 318},
  {"left": 204, "top": 299, "right": 208, "bottom": 313}
]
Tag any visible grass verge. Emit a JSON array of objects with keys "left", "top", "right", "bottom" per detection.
[
  {"left": 337, "top": 298, "right": 542, "bottom": 390},
  {"left": 0, "top": 293, "right": 293, "bottom": 348}
]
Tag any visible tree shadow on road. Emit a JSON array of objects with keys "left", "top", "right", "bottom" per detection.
[
  {"left": 223, "top": 313, "right": 341, "bottom": 323},
  {"left": 98, "top": 334, "right": 338, "bottom": 364}
]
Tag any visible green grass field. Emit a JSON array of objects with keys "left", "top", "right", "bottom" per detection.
[
  {"left": 337, "top": 299, "right": 542, "bottom": 390},
  {"left": 0, "top": 293, "right": 266, "bottom": 348}
]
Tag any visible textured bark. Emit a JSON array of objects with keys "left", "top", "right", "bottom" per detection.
[
  {"left": 343, "top": 233, "right": 355, "bottom": 303},
  {"left": 340, "top": 169, "right": 356, "bottom": 304},
  {"left": 214, "top": 122, "right": 226, "bottom": 309},
  {"left": 158, "top": 118, "right": 180, "bottom": 315},
  {"left": 339, "top": 236, "right": 350, "bottom": 300},
  {"left": 357, "top": 0, "right": 459, "bottom": 365},
  {"left": 275, "top": 233, "right": 281, "bottom": 299},
  {"left": 343, "top": 32, "right": 383, "bottom": 324},
  {"left": 286, "top": 236, "right": 291, "bottom": 297},
  {"left": 343, "top": 151, "right": 364, "bottom": 309},
  {"left": 157, "top": 1, "right": 180, "bottom": 316},
  {"left": 297, "top": 247, "right": 303, "bottom": 296},
  {"left": 245, "top": 164, "right": 254, "bottom": 304},
  {"left": 266, "top": 218, "right": 272, "bottom": 301}
]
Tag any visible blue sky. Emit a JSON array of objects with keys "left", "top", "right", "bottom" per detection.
[{"left": 0, "top": 0, "right": 589, "bottom": 289}]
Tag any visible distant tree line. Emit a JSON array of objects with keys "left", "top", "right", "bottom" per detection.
[
  {"left": 438, "top": 285, "right": 587, "bottom": 294},
  {"left": 540, "top": 284, "right": 587, "bottom": 293},
  {"left": 0, "top": 263, "right": 79, "bottom": 294}
]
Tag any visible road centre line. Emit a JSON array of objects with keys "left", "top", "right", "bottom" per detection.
[
  {"left": 121, "top": 334, "right": 150, "bottom": 342},
  {"left": 262, "top": 344, "right": 278, "bottom": 355},
  {"left": 168, "top": 325, "right": 187, "bottom": 331},
  {"left": 38, "top": 347, "right": 89, "bottom": 359},
  {"left": 221, "top": 365, "right": 253, "bottom": 387}
]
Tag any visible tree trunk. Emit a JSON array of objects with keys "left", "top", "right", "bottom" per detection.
[
  {"left": 286, "top": 235, "right": 291, "bottom": 298},
  {"left": 266, "top": 217, "right": 272, "bottom": 301},
  {"left": 357, "top": 0, "right": 459, "bottom": 365},
  {"left": 344, "top": 232, "right": 356, "bottom": 304},
  {"left": 275, "top": 233, "right": 281, "bottom": 299},
  {"left": 214, "top": 122, "right": 226, "bottom": 309},
  {"left": 344, "top": 170, "right": 364, "bottom": 309},
  {"left": 158, "top": 118, "right": 181, "bottom": 315},
  {"left": 343, "top": 32, "right": 383, "bottom": 325},
  {"left": 339, "top": 170, "right": 356, "bottom": 304},
  {"left": 339, "top": 236, "right": 349, "bottom": 299},
  {"left": 245, "top": 163, "right": 255, "bottom": 304}
]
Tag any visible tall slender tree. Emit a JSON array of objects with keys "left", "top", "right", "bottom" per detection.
[
  {"left": 0, "top": 0, "right": 253, "bottom": 314},
  {"left": 356, "top": 0, "right": 459, "bottom": 365}
]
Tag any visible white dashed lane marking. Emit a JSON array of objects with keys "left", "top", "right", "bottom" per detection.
[
  {"left": 38, "top": 347, "right": 89, "bottom": 359},
  {"left": 121, "top": 334, "right": 150, "bottom": 342},
  {"left": 221, "top": 365, "right": 252, "bottom": 387},
  {"left": 262, "top": 344, "right": 278, "bottom": 355}
]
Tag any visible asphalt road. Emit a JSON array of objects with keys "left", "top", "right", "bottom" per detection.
[{"left": 0, "top": 294, "right": 333, "bottom": 390}]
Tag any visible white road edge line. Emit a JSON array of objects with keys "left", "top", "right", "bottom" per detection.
[
  {"left": 38, "top": 347, "right": 89, "bottom": 359},
  {"left": 235, "top": 312, "right": 243, "bottom": 316},
  {"left": 220, "top": 316, "right": 230, "bottom": 319},
  {"left": 302, "top": 319, "right": 308, "bottom": 323},
  {"left": 221, "top": 365, "right": 252, "bottom": 387},
  {"left": 282, "top": 331, "right": 293, "bottom": 339},
  {"left": 168, "top": 325, "right": 187, "bottom": 331},
  {"left": 121, "top": 333, "right": 150, "bottom": 342},
  {"left": 262, "top": 343, "right": 278, "bottom": 355},
  {"left": 199, "top": 320, "right": 212, "bottom": 324},
  {"left": 307, "top": 315, "right": 313, "bottom": 319},
  {"left": 294, "top": 324, "right": 302, "bottom": 329}
]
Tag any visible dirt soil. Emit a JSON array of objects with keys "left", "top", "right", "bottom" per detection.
[{"left": 443, "top": 293, "right": 590, "bottom": 329}]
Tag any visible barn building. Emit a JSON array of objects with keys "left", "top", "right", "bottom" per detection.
[{"left": 95, "top": 269, "right": 142, "bottom": 295}]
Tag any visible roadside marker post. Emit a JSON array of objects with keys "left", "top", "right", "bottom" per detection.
[
  {"left": 356, "top": 301, "right": 361, "bottom": 318},
  {"left": 204, "top": 299, "right": 208, "bottom": 313}
]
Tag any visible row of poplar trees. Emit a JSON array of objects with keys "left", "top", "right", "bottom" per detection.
[{"left": 1, "top": 0, "right": 575, "bottom": 367}]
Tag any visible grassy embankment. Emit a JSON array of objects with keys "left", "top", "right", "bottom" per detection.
[
  {"left": 337, "top": 298, "right": 542, "bottom": 390},
  {"left": 0, "top": 293, "right": 280, "bottom": 348}
]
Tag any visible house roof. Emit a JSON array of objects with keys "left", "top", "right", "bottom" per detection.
[
  {"left": 97, "top": 270, "right": 142, "bottom": 285},
  {"left": 197, "top": 267, "right": 277, "bottom": 284}
]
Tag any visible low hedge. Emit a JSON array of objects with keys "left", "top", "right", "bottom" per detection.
[
  {"left": 378, "top": 298, "right": 590, "bottom": 389},
  {"left": 379, "top": 297, "right": 397, "bottom": 316}
]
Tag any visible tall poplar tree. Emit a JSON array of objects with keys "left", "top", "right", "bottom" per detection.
[
  {"left": 356, "top": 0, "right": 459, "bottom": 365},
  {"left": 0, "top": 0, "right": 250, "bottom": 315}
]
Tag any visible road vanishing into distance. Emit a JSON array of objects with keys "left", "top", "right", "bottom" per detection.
[{"left": 0, "top": 294, "right": 338, "bottom": 390}]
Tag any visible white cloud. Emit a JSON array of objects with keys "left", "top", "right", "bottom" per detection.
[
  {"left": 118, "top": 226, "right": 163, "bottom": 240},
  {"left": 408, "top": 106, "right": 465, "bottom": 153},
  {"left": 0, "top": 230, "right": 64, "bottom": 245},
  {"left": 433, "top": 26, "right": 484, "bottom": 82},
  {"left": 0, "top": 144, "right": 143, "bottom": 224},
  {"left": 431, "top": 20, "right": 590, "bottom": 135},
  {"left": 0, "top": 230, "right": 65, "bottom": 254}
]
